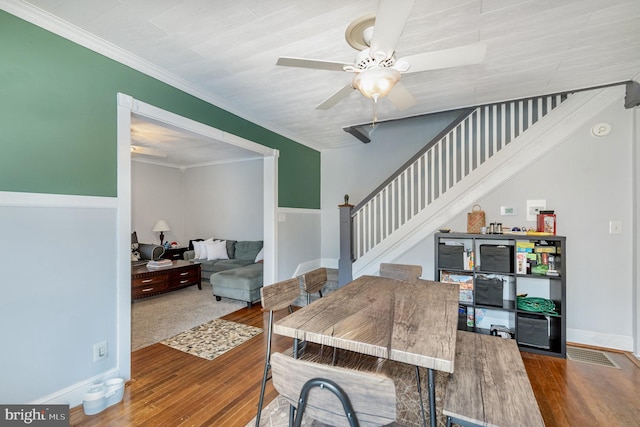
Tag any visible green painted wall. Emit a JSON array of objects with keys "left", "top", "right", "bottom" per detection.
[{"left": 0, "top": 10, "right": 320, "bottom": 209}]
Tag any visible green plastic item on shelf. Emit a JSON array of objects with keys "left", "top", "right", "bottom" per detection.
[
  {"left": 517, "top": 296, "right": 558, "bottom": 316},
  {"left": 531, "top": 264, "right": 549, "bottom": 275}
]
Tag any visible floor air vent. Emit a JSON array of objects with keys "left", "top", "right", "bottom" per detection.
[{"left": 566, "top": 346, "right": 620, "bottom": 369}]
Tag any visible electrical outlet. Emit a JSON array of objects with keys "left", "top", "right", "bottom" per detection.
[
  {"left": 609, "top": 220, "right": 622, "bottom": 234},
  {"left": 93, "top": 341, "right": 107, "bottom": 362}
]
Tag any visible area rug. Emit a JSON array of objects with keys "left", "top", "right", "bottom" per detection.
[
  {"left": 161, "top": 318, "right": 262, "bottom": 360},
  {"left": 131, "top": 282, "right": 245, "bottom": 351}
]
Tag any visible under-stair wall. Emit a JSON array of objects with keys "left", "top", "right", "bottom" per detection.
[{"left": 348, "top": 86, "right": 626, "bottom": 279}]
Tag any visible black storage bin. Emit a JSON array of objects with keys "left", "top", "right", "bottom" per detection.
[
  {"left": 438, "top": 244, "right": 464, "bottom": 269},
  {"left": 517, "top": 313, "right": 549, "bottom": 349},
  {"left": 480, "top": 245, "right": 513, "bottom": 273},
  {"left": 475, "top": 277, "right": 503, "bottom": 306},
  {"left": 457, "top": 305, "right": 468, "bottom": 330}
]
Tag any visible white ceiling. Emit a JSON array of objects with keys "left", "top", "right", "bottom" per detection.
[
  {"left": 129, "top": 115, "right": 263, "bottom": 167},
  {"left": 10, "top": 0, "right": 640, "bottom": 166}
]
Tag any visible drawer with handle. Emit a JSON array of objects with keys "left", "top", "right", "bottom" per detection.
[
  {"left": 132, "top": 281, "right": 168, "bottom": 298},
  {"left": 132, "top": 272, "right": 169, "bottom": 289},
  {"left": 168, "top": 267, "right": 199, "bottom": 288}
]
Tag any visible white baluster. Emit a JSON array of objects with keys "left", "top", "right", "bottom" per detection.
[
  {"left": 500, "top": 103, "right": 506, "bottom": 150},
  {"left": 491, "top": 104, "right": 498, "bottom": 156}
]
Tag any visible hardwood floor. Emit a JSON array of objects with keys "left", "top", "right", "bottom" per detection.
[
  {"left": 70, "top": 305, "right": 640, "bottom": 427},
  {"left": 522, "top": 349, "right": 640, "bottom": 426}
]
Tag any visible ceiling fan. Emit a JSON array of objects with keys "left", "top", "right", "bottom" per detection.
[{"left": 276, "top": 0, "right": 486, "bottom": 112}]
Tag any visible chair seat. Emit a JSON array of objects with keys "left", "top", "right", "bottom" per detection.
[
  {"left": 281, "top": 344, "right": 432, "bottom": 427},
  {"left": 255, "top": 395, "right": 409, "bottom": 427},
  {"left": 271, "top": 352, "right": 398, "bottom": 426}
]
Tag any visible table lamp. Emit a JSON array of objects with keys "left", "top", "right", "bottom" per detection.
[{"left": 152, "top": 220, "right": 170, "bottom": 246}]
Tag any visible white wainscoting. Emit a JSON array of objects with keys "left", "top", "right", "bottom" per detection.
[{"left": 0, "top": 191, "right": 125, "bottom": 406}]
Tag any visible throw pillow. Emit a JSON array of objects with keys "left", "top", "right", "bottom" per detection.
[
  {"left": 206, "top": 240, "right": 230, "bottom": 261},
  {"left": 193, "top": 241, "right": 203, "bottom": 259},
  {"left": 193, "top": 239, "right": 210, "bottom": 259},
  {"left": 254, "top": 247, "right": 264, "bottom": 263},
  {"left": 197, "top": 237, "right": 215, "bottom": 259}
]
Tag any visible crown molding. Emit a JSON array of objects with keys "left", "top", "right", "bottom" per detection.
[{"left": 0, "top": 0, "right": 320, "bottom": 152}]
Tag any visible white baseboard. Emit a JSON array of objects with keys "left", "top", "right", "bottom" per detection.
[
  {"left": 567, "top": 328, "right": 633, "bottom": 352},
  {"left": 292, "top": 258, "right": 338, "bottom": 278},
  {"left": 35, "top": 368, "right": 121, "bottom": 408}
]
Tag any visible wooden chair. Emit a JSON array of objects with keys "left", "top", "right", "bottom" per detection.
[
  {"left": 379, "top": 263, "right": 422, "bottom": 282},
  {"left": 255, "top": 277, "right": 302, "bottom": 427},
  {"left": 270, "top": 351, "right": 399, "bottom": 427},
  {"left": 300, "top": 267, "right": 327, "bottom": 305}
]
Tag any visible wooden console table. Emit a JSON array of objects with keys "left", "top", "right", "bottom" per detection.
[{"left": 131, "top": 260, "right": 201, "bottom": 299}]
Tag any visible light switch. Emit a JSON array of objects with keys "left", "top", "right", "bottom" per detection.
[{"left": 526, "top": 200, "right": 546, "bottom": 221}]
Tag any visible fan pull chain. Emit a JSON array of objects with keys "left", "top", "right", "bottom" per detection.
[{"left": 372, "top": 97, "right": 379, "bottom": 126}]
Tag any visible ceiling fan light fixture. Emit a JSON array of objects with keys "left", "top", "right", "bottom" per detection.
[{"left": 352, "top": 67, "right": 400, "bottom": 100}]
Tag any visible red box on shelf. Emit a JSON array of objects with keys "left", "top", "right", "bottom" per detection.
[{"left": 537, "top": 211, "right": 556, "bottom": 234}]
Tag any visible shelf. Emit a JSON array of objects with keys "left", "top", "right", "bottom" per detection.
[
  {"left": 437, "top": 268, "right": 474, "bottom": 274},
  {"left": 518, "top": 335, "right": 563, "bottom": 355},
  {"left": 435, "top": 232, "right": 566, "bottom": 358},
  {"left": 476, "top": 299, "right": 516, "bottom": 311},
  {"left": 516, "top": 273, "right": 562, "bottom": 280},
  {"left": 476, "top": 270, "right": 515, "bottom": 275}
]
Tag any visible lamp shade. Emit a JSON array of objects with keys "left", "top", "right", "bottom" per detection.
[
  {"left": 152, "top": 220, "right": 170, "bottom": 232},
  {"left": 352, "top": 67, "right": 401, "bottom": 101}
]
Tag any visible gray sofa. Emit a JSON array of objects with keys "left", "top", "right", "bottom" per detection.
[{"left": 184, "top": 239, "right": 263, "bottom": 306}]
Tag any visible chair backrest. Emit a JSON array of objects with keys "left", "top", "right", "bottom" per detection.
[
  {"left": 300, "top": 268, "right": 327, "bottom": 294},
  {"left": 379, "top": 263, "right": 422, "bottom": 282},
  {"left": 260, "top": 277, "right": 301, "bottom": 312},
  {"left": 271, "top": 352, "right": 397, "bottom": 427}
]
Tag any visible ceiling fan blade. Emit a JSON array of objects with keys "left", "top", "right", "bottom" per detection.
[
  {"left": 402, "top": 43, "right": 487, "bottom": 74},
  {"left": 316, "top": 84, "right": 355, "bottom": 110},
  {"left": 386, "top": 82, "right": 416, "bottom": 111},
  {"left": 277, "top": 57, "right": 351, "bottom": 72},
  {"left": 369, "top": 0, "right": 415, "bottom": 60}
]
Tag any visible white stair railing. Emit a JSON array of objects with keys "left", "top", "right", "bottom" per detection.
[{"left": 351, "top": 94, "right": 568, "bottom": 261}]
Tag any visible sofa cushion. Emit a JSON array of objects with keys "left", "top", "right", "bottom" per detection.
[
  {"left": 224, "top": 239, "right": 237, "bottom": 259},
  {"left": 234, "top": 240, "right": 263, "bottom": 261},
  {"left": 211, "top": 263, "right": 263, "bottom": 292},
  {"left": 211, "top": 259, "right": 255, "bottom": 273}
]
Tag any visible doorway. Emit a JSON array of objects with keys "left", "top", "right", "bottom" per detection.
[{"left": 116, "top": 93, "right": 278, "bottom": 379}]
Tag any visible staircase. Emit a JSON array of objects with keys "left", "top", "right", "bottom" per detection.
[{"left": 344, "top": 86, "right": 623, "bottom": 279}]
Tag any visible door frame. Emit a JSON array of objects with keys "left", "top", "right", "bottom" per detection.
[{"left": 116, "top": 93, "right": 279, "bottom": 378}]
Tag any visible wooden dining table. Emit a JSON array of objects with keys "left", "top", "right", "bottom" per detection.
[{"left": 273, "top": 274, "right": 460, "bottom": 427}]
